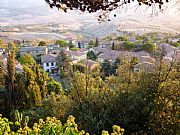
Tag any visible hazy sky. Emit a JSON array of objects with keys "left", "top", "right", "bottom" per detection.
[{"left": 0, "top": 0, "right": 179, "bottom": 32}]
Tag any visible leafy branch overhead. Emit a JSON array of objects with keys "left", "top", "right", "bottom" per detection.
[{"left": 45, "top": 0, "right": 169, "bottom": 13}]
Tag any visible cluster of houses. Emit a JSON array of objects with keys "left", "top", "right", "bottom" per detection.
[
  {"left": 0, "top": 36, "right": 179, "bottom": 79},
  {"left": 18, "top": 39, "right": 179, "bottom": 74}
]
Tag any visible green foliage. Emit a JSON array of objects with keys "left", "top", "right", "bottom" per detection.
[
  {"left": 0, "top": 39, "right": 5, "bottom": 49},
  {"left": 77, "top": 34, "right": 83, "bottom": 41},
  {"left": 0, "top": 41, "right": 179, "bottom": 135},
  {"left": 170, "top": 42, "right": 180, "bottom": 47},
  {"left": 142, "top": 41, "right": 157, "bottom": 53},
  {"left": 0, "top": 39, "right": 3, "bottom": 46},
  {"left": 101, "top": 60, "right": 111, "bottom": 77},
  {"left": 34, "top": 54, "right": 42, "bottom": 64},
  {"left": 117, "top": 36, "right": 128, "bottom": 41},
  {"left": 110, "top": 57, "right": 121, "bottom": 75},
  {"left": 70, "top": 48, "right": 80, "bottom": 51},
  {"left": 23, "top": 65, "right": 42, "bottom": 107},
  {"left": 47, "top": 79, "right": 62, "bottom": 94},
  {"left": 56, "top": 40, "right": 68, "bottom": 47},
  {"left": 7, "top": 42, "right": 17, "bottom": 53},
  {"left": 0, "top": 114, "right": 13, "bottom": 134},
  {"left": 0, "top": 55, "right": 5, "bottom": 88},
  {"left": 73, "top": 63, "right": 86, "bottom": 73},
  {"left": 87, "top": 50, "right": 97, "bottom": 61},
  {"left": 112, "top": 42, "right": 115, "bottom": 50},
  {"left": 56, "top": 50, "right": 71, "bottom": 75},
  {"left": 0, "top": 113, "right": 124, "bottom": 135},
  {"left": 88, "top": 40, "right": 95, "bottom": 49},
  {"left": 38, "top": 41, "right": 47, "bottom": 46},
  {"left": 122, "top": 41, "right": 136, "bottom": 51},
  {"left": 68, "top": 40, "right": 75, "bottom": 49},
  {"left": 95, "top": 38, "right": 99, "bottom": 47},
  {"left": 19, "top": 53, "right": 36, "bottom": 66}
]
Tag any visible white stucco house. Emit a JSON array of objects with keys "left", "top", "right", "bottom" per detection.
[
  {"left": 0, "top": 48, "right": 5, "bottom": 55},
  {"left": 41, "top": 54, "right": 58, "bottom": 73}
]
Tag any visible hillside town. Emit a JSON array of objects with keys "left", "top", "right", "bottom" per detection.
[{"left": 0, "top": 32, "right": 179, "bottom": 82}]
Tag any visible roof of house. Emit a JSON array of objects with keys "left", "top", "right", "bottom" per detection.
[
  {"left": 139, "top": 56, "right": 155, "bottom": 63},
  {"left": 98, "top": 50, "right": 150, "bottom": 61},
  {"left": 48, "top": 44, "right": 60, "bottom": 49},
  {"left": 99, "top": 40, "right": 111, "bottom": 45},
  {"left": 78, "top": 48, "right": 88, "bottom": 53},
  {"left": 66, "top": 50, "right": 86, "bottom": 57},
  {"left": 134, "top": 62, "right": 156, "bottom": 71},
  {"left": 98, "top": 50, "right": 130, "bottom": 60},
  {"left": 20, "top": 46, "right": 47, "bottom": 52},
  {"left": 131, "top": 51, "right": 150, "bottom": 58},
  {"left": 128, "top": 38, "right": 138, "bottom": 42},
  {"left": 80, "top": 59, "right": 99, "bottom": 67},
  {"left": 41, "top": 54, "right": 57, "bottom": 63},
  {"left": 158, "top": 43, "right": 175, "bottom": 52},
  {"left": 91, "top": 47, "right": 111, "bottom": 53},
  {"left": 166, "top": 49, "right": 180, "bottom": 62}
]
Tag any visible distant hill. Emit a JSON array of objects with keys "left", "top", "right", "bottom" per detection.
[{"left": 0, "top": 0, "right": 179, "bottom": 35}]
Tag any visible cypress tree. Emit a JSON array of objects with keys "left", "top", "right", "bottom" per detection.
[{"left": 0, "top": 55, "right": 5, "bottom": 87}]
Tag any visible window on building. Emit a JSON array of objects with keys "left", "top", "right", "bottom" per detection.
[
  {"left": 47, "top": 69, "right": 49, "bottom": 72},
  {"left": 51, "top": 62, "right": 54, "bottom": 66},
  {"left": 46, "top": 63, "right": 49, "bottom": 66}
]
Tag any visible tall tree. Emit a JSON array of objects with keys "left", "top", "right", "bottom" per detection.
[
  {"left": 94, "top": 38, "right": 99, "bottom": 47},
  {"left": 88, "top": 40, "right": 95, "bottom": 49},
  {"left": 56, "top": 40, "right": 68, "bottom": 47},
  {"left": 68, "top": 40, "right": 75, "bottom": 49},
  {"left": 34, "top": 65, "right": 49, "bottom": 98},
  {"left": 101, "top": 60, "right": 111, "bottom": 78},
  {"left": 0, "top": 55, "right": 5, "bottom": 88},
  {"left": 23, "top": 65, "right": 42, "bottom": 107},
  {"left": 78, "top": 42, "right": 81, "bottom": 49},
  {"left": 87, "top": 50, "right": 97, "bottom": 61},
  {"left": 0, "top": 39, "right": 5, "bottom": 48},
  {"left": 4, "top": 42, "right": 17, "bottom": 113},
  {"left": 56, "top": 50, "right": 71, "bottom": 75},
  {"left": 19, "top": 53, "right": 36, "bottom": 66},
  {"left": 112, "top": 42, "right": 115, "bottom": 50}
]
